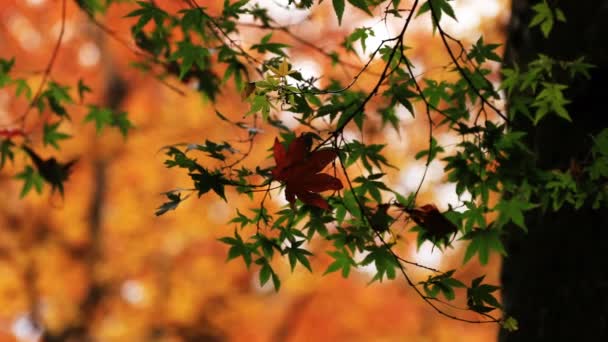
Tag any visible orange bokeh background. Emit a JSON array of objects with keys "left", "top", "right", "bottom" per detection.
[{"left": 0, "top": 1, "right": 509, "bottom": 341}]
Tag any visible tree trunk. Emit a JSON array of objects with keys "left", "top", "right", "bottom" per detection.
[{"left": 500, "top": 0, "right": 608, "bottom": 341}]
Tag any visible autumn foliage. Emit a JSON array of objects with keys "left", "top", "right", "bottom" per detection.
[
  {"left": 272, "top": 135, "right": 343, "bottom": 210},
  {"left": 0, "top": 0, "right": 520, "bottom": 341}
]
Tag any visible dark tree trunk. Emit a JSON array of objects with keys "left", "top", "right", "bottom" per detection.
[{"left": 500, "top": 0, "right": 608, "bottom": 341}]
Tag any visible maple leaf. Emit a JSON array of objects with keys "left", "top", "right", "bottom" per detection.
[
  {"left": 22, "top": 145, "right": 77, "bottom": 196},
  {"left": 405, "top": 204, "right": 458, "bottom": 247},
  {"left": 0, "top": 128, "right": 26, "bottom": 139},
  {"left": 272, "top": 136, "right": 343, "bottom": 210},
  {"left": 268, "top": 58, "right": 295, "bottom": 78}
]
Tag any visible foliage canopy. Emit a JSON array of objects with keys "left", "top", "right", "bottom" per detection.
[{"left": 1, "top": 0, "right": 606, "bottom": 334}]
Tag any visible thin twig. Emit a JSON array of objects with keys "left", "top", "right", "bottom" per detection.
[
  {"left": 184, "top": 0, "right": 265, "bottom": 77},
  {"left": 238, "top": 22, "right": 382, "bottom": 77},
  {"left": 13, "top": 0, "right": 67, "bottom": 128},
  {"left": 426, "top": 1, "right": 509, "bottom": 123},
  {"left": 79, "top": 6, "right": 187, "bottom": 95}
]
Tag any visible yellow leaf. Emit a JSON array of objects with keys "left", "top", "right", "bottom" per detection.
[
  {"left": 269, "top": 58, "right": 295, "bottom": 78},
  {"left": 502, "top": 316, "right": 519, "bottom": 332}
]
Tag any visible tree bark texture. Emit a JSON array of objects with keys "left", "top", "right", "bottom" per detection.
[{"left": 500, "top": 0, "right": 608, "bottom": 341}]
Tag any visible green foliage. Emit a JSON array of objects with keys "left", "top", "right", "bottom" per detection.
[
  {"left": 126, "top": 1, "right": 169, "bottom": 35},
  {"left": 43, "top": 122, "right": 71, "bottom": 150},
  {"left": 415, "top": 137, "right": 444, "bottom": 162},
  {"left": 142, "top": 0, "right": 603, "bottom": 323},
  {"left": 38, "top": 82, "right": 73, "bottom": 119},
  {"left": 257, "top": 257, "right": 281, "bottom": 290},
  {"left": 544, "top": 171, "right": 585, "bottom": 210},
  {"left": 417, "top": 0, "right": 457, "bottom": 32},
  {"left": 467, "top": 37, "right": 501, "bottom": 64},
  {"left": 0, "top": 140, "right": 15, "bottom": 169},
  {"left": 360, "top": 245, "right": 400, "bottom": 282},
  {"left": 343, "top": 27, "right": 375, "bottom": 53},
  {"left": 84, "top": 106, "right": 133, "bottom": 137},
  {"left": 324, "top": 249, "right": 356, "bottom": 277},
  {"left": 344, "top": 140, "right": 393, "bottom": 172},
  {"left": 77, "top": 79, "right": 92, "bottom": 103},
  {"left": 15, "top": 165, "right": 44, "bottom": 198},
  {"left": 417, "top": 0, "right": 457, "bottom": 22},
  {"left": 251, "top": 33, "right": 290, "bottom": 56},
  {"left": 590, "top": 129, "right": 608, "bottom": 181},
  {"left": 4, "top": 0, "right": 606, "bottom": 329},
  {"left": 0, "top": 58, "right": 15, "bottom": 87},
  {"left": 332, "top": 0, "right": 345, "bottom": 24},
  {"left": 494, "top": 196, "right": 537, "bottom": 232},
  {"left": 420, "top": 270, "right": 465, "bottom": 301},
  {"left": 466, "top": 276, "right": 501, "bottom": 313},
  {"left": 531, "top": 82, "right": 570, "bottom": 123},
  {"left": 76, "top": 0, "right": 124, "bottom": 15},
  {"left": 353, "top": 0, "right": 374, "bottom": 13},
  {"left": 285, "top": 239, "right": 313, "bottom": 272},
  {"left": 219, "top": 229, "right": 257, "bottom": 268},
  {"left": 461, "top": 229, "right": 506, "bottom": 265},
  {"left": 171, "top": 40, "right": 211, "bottom": 79},
  {"left": 155, "top": 191, "right": 187, "bottom": 216},
  {"left": 529, "top": 1, "right": 565, "bottom": 37}
]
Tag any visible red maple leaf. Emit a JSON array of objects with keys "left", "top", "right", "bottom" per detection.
[
  {"left": 0, "top": 128, "right": 26, "bottom": 139},
  {"left": 405, "top": 204, "right": 458, "bottom": 244},
  {"left": 272, "top": 136, "right": 343, "bottom": 210}
]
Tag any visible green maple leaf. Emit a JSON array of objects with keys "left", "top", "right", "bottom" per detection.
[
  {"left": 171, "top": 41, "right": 210, "bottom": 79},
  {"left": 15, "top": 165, "right": 44, "bottom": 198},
  {"left": 462, "top": 229, "right": 506, "bottom": 265},
  {"left": 84, "top": 106, "right": 113, "bottom": 134},
  {"left": 43, "top": 122, "right": 71, "bottom": 150},
  {"left": 495, "top": 197, "right": 538, "bottom": 232}
]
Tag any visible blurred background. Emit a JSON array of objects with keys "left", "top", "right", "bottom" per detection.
[{"left": 0, "top": 0, "right": 509, "bottom": 341}]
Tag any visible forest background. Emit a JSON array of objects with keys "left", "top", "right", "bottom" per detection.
[{"left": 1, "top": 0, "right": 602, "bottom": 341}]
